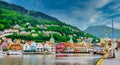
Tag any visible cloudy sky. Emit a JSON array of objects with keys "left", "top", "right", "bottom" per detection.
[{"left": 3, "top": 0, "right": 120, "bottom": 30}]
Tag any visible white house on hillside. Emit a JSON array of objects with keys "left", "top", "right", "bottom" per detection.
[
  {"left": 4, "top": 29, "right": 19, "bottom": 33},
  {"left": 13, "top": 24, "right": 21, "bottom": 29}
]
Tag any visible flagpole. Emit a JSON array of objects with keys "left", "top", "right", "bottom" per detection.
[{"left": 112, "top": 19, "right": 115, "bottom": 58}]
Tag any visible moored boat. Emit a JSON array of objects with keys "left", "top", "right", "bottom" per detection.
[{"left": 7, "top": 51, "right": 23, "bottom": 55}]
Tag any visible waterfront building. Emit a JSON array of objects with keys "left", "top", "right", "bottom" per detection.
[
  {"left": 22, "top": 41, "right": 55, "bottom": 53},
  {"left": 36, "top": 43, "right": 44, "bottom": 52},
  {"left": 63, "top": 42, "right": 74, "bottom": 52},
  {"left": 30, "top": 41, "right": 37, "bottom": 51},
  {"left": 49, "top": 42, "right": 55, "bottom": 52},
  {"left": 62, "top": 35, "right": 75, "bottom": 52},
  {"left": 9, "top": 40, "right": 22, "bottom": 50},
  {"left": 56, "top": 43, "right": 65, "bottom": 53},
  {"left": 23, "top": 42, "right": 30, "bottom": 51},
  {"left": 44, "top": 42, "right": 52, "bottom": 52},
  {"left": 0, "top": 40, "right": 8, "bottom": 51},
  {"left": 92, "top": 43, "right": 105, "bottom": 53},
  {"left": 74, "top": 41, "right": 87, "bottom": 52},
  {"left": 56, "top": 40, "right": 91, "bottom": 53},
  {"left": 23, "top": 41, "right": 37, "bottom": 51},
  {"left": 48, "top": 35, "right": 55, "bottom": 52},
  {"left": 87, "top": 43, "right": 93, "bottom": 52},
  {"left": 92, "top": 44, "right": 101, "bottom": 52},
  {"left": 65, "top": 46, "right": 71, "bottom": 52}
]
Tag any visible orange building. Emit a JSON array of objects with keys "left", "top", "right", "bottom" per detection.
[
  {"left": 74, "top": 41, "right": 87, "bottom": 52},
  {"left": 9, "top": 40, "right": 23, "bottom": 50}
]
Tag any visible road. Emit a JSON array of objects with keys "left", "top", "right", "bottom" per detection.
[{"left": 101, "top": 51, "right": 120, "bottom": 65}]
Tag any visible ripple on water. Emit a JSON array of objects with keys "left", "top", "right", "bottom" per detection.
[{"left": 0, "top": 54, "right": 101, "bottom": 65}]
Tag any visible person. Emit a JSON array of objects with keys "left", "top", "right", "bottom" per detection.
[{"left": 115, "top": 47, "right": 118, "bottom": 52}]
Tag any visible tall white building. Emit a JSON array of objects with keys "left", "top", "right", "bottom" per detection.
[{"left": 49, "top": 35, "right": 55, "bottom": 44}]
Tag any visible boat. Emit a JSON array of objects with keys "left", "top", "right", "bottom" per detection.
[
  {"left": 8, "top": 51, "right": 23, "bottom": 55},
  {"left": 0, "top": 52, "right": 7, "bottom": 56}
]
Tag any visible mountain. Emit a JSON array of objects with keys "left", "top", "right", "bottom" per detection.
[
  {"left": 0, "top": 1, "right": 99, "bottom": 43},
  {"left": 85, "top": 25, "right": 120, "bottom": 38},
  {"left": 0, "top": 1, "right": 60, "bottom": 21}
]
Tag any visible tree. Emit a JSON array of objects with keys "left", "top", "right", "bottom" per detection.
[
  {"left": 3, "top": 48, "right": 9, "bottom": 51},
  {"left": 0, "top": 9, "right": 2, "bottom": 14},
  {"left": 0, "top": 24, "right": 4, "bottom": 30}
]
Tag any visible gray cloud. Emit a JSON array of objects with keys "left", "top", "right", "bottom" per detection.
[{"left": 3, "top": 0, "right": 120, "bottom": 30}]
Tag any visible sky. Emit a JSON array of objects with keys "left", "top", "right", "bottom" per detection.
[{"left": 3, "top": 0, "right": 120, "bottom": 30}]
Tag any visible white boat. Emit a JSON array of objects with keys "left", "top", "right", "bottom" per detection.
[
  {"left": 8, "top": 51, "right": 23, "bottom": 55},
  {"left": 0, "top": 52, "right": 6, "bottom": 56}
]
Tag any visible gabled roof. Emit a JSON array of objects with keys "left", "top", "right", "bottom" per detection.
[
  {"left": 44, "top": 42, "right": 51, "bottom": 47},
  {"left": 37, "top": 43, "right": 44, "bottom": 47},
  {"left": 30, "top": 41, "right": 36, "bottom": 46}
]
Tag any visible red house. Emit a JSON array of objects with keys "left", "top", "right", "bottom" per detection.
[{"left": 56, "top": 43, "right": 65, "bottom": 53}]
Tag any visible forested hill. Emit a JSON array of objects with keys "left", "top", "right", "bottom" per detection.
[
  {"left": 0, "top": 1, "right": 99, "bottom": 43},
  {"left": 0, "top": 1, "right": 60, "bottom": 21}
]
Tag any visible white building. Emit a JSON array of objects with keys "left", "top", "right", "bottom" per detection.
[
  {"left": 7, "top": 38, "right": 13, "bottom": 44},
  {"left": 44, "top": 42, "right": 52, "bottom": 52},
  {"left": 92, "top": 44, "right": 105, "bottom": 53},
  {"left": 30, "top": 41, "right": 37, "bottom": 51},
  {"left": 49, "top": 35, "right": 55, "bottom": 44},
  {"left": 75, "top": 41, "right": 87, "bottom": 52},
  {"left": 68, "top": 35, "right": 73, "bottom": 45},
  {"left": 23, "top": 43, "right": 30, "bottom": 50},
  {"left": 31, "top": 33, "right": 38, "bottom": 37},
  {"left": 13, "top": 24, "right": 21, "bottom": 29},
  {"left": 20, "top": 31, "right": 30, "bottom": 35},
  {"left": 4, "top": 29, "right": 19, "bottom": 33},
  {"left": 36, "top": 43, "right": 44, "bottom": 52},
  {"left": 31, "top": 30, "right": 36, "bottom": 32},
  {"left": 28, "top": 26, "right": 34, "bottom": 29}
]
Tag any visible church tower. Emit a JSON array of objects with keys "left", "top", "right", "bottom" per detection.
[{"left": 50, "top": 34, "right": 55, "bottom": 44}]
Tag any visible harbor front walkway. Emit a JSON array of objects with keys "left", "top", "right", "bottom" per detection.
[{"left": 101, "top": 51, "right": 120, "bottom": 65}]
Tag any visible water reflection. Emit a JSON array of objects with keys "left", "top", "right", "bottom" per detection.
[{"left": 0, "top": 54, "right": 101, "bottom": 65}]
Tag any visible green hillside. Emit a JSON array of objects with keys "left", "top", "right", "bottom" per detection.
[{"left": 0, "top": 1, "right": 100, "bottom": 43}]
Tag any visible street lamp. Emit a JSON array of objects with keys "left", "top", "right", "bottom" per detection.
[{"left": 112, "top": 19, "right": 115, "bottom": 58}]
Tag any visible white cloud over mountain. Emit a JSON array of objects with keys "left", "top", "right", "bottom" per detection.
[{"left": 3, "top": 0, "right": 120, "bottom": 30}]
